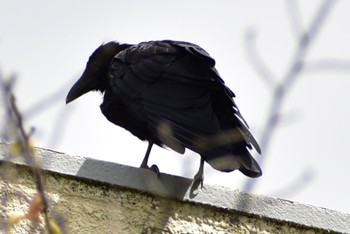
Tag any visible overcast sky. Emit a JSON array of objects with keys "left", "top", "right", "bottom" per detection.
[{"left": 1, "top": 0, "right": 350, "bottom": 213}]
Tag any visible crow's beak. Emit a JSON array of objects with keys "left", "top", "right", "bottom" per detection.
[
  {"left": 66, "top": 41, "right": 121, "bottom": 104},
  {"left": 66, "top": 71, "right": 96, "bottom": 104}
]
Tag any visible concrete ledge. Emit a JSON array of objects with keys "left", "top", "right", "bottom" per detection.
[{"left": 1, "top": 143, "right": 350, "bottom": 233}]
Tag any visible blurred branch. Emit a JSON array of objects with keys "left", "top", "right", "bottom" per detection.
[
  {"left": 273, "top": 109, "right": 301, "bottom": 127},
  {"left": 270, "top": 168, "right": 314, "bottom": 198},
  {"left": 286, "top": 0, "right": 304, "bottom": 39},
  {"left": 23, "top": 79, "right": 75, "bottom": 120},
  {"left": 46, "top": 106, "right": 75, "bottom": 149},
  {"left": 303, "top": 59, "right": 350, "bottom": 73},
  {"left": 0, "top": 72, "right": 62, "bottom": 233},
  {"left": 22, "top": 77, "right": 78, "bottom": 150},
  {"left": 243, "top": 0, "right": 337, "bottom": 192},
  {"left": 244, "top": 28, "right": 278, "bottom": 89}
]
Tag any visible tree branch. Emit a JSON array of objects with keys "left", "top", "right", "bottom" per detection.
[
  {"left": 243, "top": 0, "right": 337, "bottom": 192},
  {"left": 0, "top": 72, "right": 59, "bottom": 233},
  {"left": 244, "top": 28, "right": 278, "bottom": 89}
]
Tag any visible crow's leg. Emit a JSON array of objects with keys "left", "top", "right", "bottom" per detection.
[
  {"left": 193, "top": 157, "right": 204, "bottom": 187},
  {"left": 140, "top": 142, "right": 153, "bottom": 168},
  {"left": 140, "top": 142, "right": 159, "bottom": 176}
]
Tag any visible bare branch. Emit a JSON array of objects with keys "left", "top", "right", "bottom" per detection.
[
  {"left": 303, "top": 59, "right": 350, "bottom": 73},
  {"left": 270, "top": 169, "right": 314, "bottom": 198},
  {"left": 243, "top": 0, "right": 337, "bottom": 192},
  {"left": 244, "top": 28, "right": 278, "bottom": 89},
  {"left": 0, "top": 72, "right": 57, "bottom": 233},
  {"left": 286, "top": 0, "right": 304, "bottom": 40},
  {"left": 46, "top": 106, "right": 75, "bottom": 149},
  {"left": 23, "top": 78, "right": 76, "bottom": 120}
]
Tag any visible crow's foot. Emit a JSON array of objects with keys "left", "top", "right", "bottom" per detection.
[
  {"left": 193, "top": 171, "right": 204, "bottom": 188},
  {"left": 140, "top": 164, "right": 160, "bottom": 178}
]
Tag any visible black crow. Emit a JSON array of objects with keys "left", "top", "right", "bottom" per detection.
[{"left": 66, "top": 40, "right": 262, "bottom": 183}]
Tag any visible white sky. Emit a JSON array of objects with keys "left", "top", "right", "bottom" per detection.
[{"left": 1, "top": 0, "right": 350, "bottom": 214}]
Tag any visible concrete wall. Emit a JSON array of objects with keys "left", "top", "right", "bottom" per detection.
[{"left": 1, "top": 144, "right": 349, "bottom": 233}]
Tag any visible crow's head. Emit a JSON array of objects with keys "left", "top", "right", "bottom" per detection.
[{"left": 66, "top": 41, "right": 123, "bottom": 104}]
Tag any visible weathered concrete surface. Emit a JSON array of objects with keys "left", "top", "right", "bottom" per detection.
[{"left": 1, "top": 144, "right": 349, "bottom": 233}]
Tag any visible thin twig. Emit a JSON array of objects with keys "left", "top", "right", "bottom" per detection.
[
  {"left": 286, "top": 0, "right": 304, "bottom": 39},
  {"left": 0, "top": 75, "right": 53, "bottom": 233},
  {"left": 23, "top": 78, "right": 77, "bottom": 119},
  {"left": 243, "top": 0, "right": 337, "bottom": 192},
  {"left": 303, "top": 59, "right": 350, "bottom": 73},
  {"left": 245, "top": 28, "right": 278, "bottom": 89}
]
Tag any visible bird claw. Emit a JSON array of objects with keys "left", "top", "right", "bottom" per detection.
[
  {"left": 193, "top": 158, "right": 204, "bottom": 188},
  {"left": 193, "top": 173, "right": 204, "bottom": 189},
  {"left": 150, "top": 164, "right": 160, "bottom": 178},
  {"left": 141, "top": 164, "right": 160, "bottom": 177}
]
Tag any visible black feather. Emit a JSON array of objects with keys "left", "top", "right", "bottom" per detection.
[{"left": 66, "top": 40, "right": 262, "bottom": 179}]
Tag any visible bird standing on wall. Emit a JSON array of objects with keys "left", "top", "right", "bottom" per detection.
[{"left": 66, "top": 40, "right": 262, "bottom": 184}]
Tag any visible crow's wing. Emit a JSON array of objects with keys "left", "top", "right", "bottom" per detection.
[{"left": 107, "top": 40, "right": 260, "bottom": 176}]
